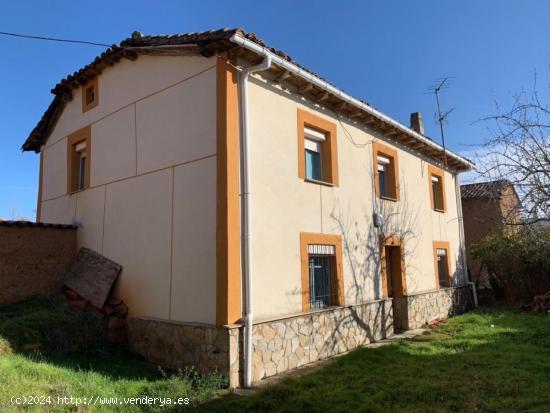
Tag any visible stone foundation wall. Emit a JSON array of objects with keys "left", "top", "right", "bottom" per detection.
[
  {"left": 0, "top": 222, "right": 77, "bottom": 304},
  {"left": 127, "top": 318, "right": 240, "bottom": 386},
  {"left": 126, "top": 290, "right": 470, "bottom": 387},
  {"left": 250, "top": 299, "right": 393, "bottom": 382},
  {"left": 393, "top": 286, "right": 471, "bottom": 330},
  {"left": 127, "top": 300, "right": 393, "bottom": 388}
]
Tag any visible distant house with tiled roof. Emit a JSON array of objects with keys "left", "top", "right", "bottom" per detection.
[
  {"left": 460, "top": 180, "right": 520, "bottom": 287},
  {"left": 23, "top": 28, "right": 474, "bottom": 387}
]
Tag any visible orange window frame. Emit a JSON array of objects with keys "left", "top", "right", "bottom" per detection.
[
  {"left": 81, "top": 77, "right": 99, "bottom": 113},
  {"left": 300, "top": 232, "right": 344, "bottom": 311},
  {"left": 428, "top": 164, "right": 446, "bottom": 212},
  {"left": 433, "top": 241, "right": 451, "bottom": 288},
  {"left": 67, "top": 125, "right": 91, "bottom": 193},
  {"left": 372, "top": 141, "right": 400, "bottom": 201},
  {"left": 297, "top": 109, "right": 339, "bottom": 186}
]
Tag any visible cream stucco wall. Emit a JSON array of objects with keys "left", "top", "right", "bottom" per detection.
[
  {"left": 37, "top": 51, "right": 467, "bottom": 325},
  {"left": 39, "top": 55, "right": 218, "bottom": 324},
  {"left": 247, "top": 75, "right": 465, "bottom": 320}
]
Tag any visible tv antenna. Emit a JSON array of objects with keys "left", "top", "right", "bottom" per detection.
[{"left": 427, "top": 77, "right": 455, "bottom": 167}]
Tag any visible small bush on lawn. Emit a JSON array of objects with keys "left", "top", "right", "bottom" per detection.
[
  {"left": 157, "top": 366, "right": 227, "bottom": 404},
  {"left": 471, "top": 226, "right": 550, "bottom": 302}
]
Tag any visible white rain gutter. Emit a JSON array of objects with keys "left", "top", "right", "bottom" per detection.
[
  {"left": 239, "top": 55, "right": 272, "bottom": 388},
  {"left": 454, "top": 176, "right": 478, "bottom": 307},
  {"left": 229, "top": 34, "right": 475, "bottom": 171}
]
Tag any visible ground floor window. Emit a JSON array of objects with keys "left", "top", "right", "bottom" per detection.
[
  {"left": 309, "top": 255, "right": 333, "bottom": 308},
  {"left": 308, "top": 244, "right": 336, "bottom": 309},
  {"left": 436, "top": 247, "right": 451, "bottom": 287},
  {"left": 300, "top": 233, "right": 344, "bottom": 311},
  {"left": 433, "top": 241, "right": 452, "bottom": 289}
]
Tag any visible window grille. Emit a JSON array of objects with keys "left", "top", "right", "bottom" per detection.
[{"left": 308, "top": 244, "right": 335, "bottom": 309}]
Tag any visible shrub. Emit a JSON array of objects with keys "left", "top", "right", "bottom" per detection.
[{"left": 471, "top": 226, "right": 550, "bottom": 302}]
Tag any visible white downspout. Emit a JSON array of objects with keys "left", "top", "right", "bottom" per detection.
[
  {"left": 239, "top": 54, "right": 272, "bottom": 388},
  {"left": 454, "top": 175, "right": 478, "bottom": 307}
]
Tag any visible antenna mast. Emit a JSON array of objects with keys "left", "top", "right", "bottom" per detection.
[{"left": 428, "top": 77, "right": 454, "bottom": 168}]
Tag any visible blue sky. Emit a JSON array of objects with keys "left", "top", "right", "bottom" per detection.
[{"left": 1, "top": 0, "right": 549, "bottom": 219}]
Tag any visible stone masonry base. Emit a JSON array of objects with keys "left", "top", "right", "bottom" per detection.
[
  {"left": 393, "top": 286, "right": 471, "bottom": 330},
  {"left": 249, "top": 299, "right": 393, "bottom": 382},
  {"left": 127, "top": 289, "right": 470, "bottom": 388},
  {"left": 127, "top": 318, "right": 240, "bottom": 386}
]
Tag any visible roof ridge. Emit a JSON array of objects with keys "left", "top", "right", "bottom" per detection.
[
  {"left": 21, "top": 28, "right": 473, "bottom": 172},
  {"left": 460, "top": 179, "right": 511, "bottom": 187}
]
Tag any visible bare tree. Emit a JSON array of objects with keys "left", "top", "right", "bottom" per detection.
[{"left": 478, "top": 80, "right": 550, "bottom": 223}]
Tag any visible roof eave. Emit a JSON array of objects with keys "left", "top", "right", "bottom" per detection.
[{"left": 229, "top": 33, "right": 474, "bottom": 172}]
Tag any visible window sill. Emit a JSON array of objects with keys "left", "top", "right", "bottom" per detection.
[
  {"left": 304, "top": 178, "right": 334, "bottom": 187},
  {"left": 379, "top": 195, "right": 398, "bottom": 202},
  {"left": 68, "top": 187, "right": 88, "bottom": 195},
  {"left": 432, "top": 208, "right": 446, "bottom": 213}
]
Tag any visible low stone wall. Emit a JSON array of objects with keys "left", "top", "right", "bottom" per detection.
[
  {"left": 127, "top": 318, "right": 240, "bottom": 386},
  {"left": 127, "top": 300, "right": 393, "bottom": 388},
  {"left": 126, "top": 291, "right": 471, "bottom": 387},
  {"left": 250, "top": 299, "right": 393, "bottom": 382},
  {"left": 393, "top": 286, "right": 471, "bottom": 330},
  {"left": 0, "top": 222, "right": 77, "bottom": 304}
]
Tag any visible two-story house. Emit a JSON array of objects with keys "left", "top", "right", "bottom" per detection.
[{"left": 23, "top": 28, "right": 474, "bottom": 387}]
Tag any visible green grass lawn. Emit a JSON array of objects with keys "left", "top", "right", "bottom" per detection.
[
  {"left": 1, "top": 297, "right": 549, "bottom": 412},
  {"left": 0, "top": 297, "right": 225, "bottom": 412},
  {"left": 197, "top": 309, "right": 550, "bottom": 413}
]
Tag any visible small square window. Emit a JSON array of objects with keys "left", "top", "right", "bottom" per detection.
[
  {"left": 81, "top": 78, "right": 98, "bottom": 112},
  {"left": 85, "top": 86, "right": 95, "bottom": 106}
]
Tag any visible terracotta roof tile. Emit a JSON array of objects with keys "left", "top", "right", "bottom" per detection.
[
  {"left": 0, "top": 220, "right": 76, "bottom": 229},
  {"left": 460, "top": 180, "right": 512, "bottom": 199},
  {"left": 22, "top": 27, "right": 369, "bottom": 153},
  {"left": 21, "top": 28, "right": 472, "bottom": 172}
]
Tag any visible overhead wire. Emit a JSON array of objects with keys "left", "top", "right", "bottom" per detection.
[{"left": 0, "top": 30, "right": 112, "bottom": 47}]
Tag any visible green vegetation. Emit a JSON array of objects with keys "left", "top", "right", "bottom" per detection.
[
  {"left": 0, "top": 297, "right": 225, "bottom": 412},
  {"left": 198, "top": 309, "right": 550, "bottom": 413},
  {"left": 471, "top": 227, "right": 550, "bottom": 301},
  {"left": 2, "top": 297, "right": 549, "bottom": 412}
]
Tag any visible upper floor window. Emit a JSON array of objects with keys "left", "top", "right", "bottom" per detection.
[
  {"left": 372, "top": 141, "right": 399, "bottom": 201},
  {"left": 433, "top": 241, "right": 451, "bottom": 288},
  {"left": 428, "top": 165, "right": 446, "bottom": 212},
  {"left": 74, "top": 141, "right": 87, "bottom": 191},
  {"left": 297, "top": 109, "right": 339, "bottom": 186},
  {"left": 377, "top": 155, "right": 392, "bottom": 198},
  {"left": 304, "top": 127, "right": 325, "bottom": 181},
  {"left": 82, "top": 77, "right": 98, "bottom": 113},
  {"left": 67, "top": 126, "right": 91, "bottom": 193}
]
